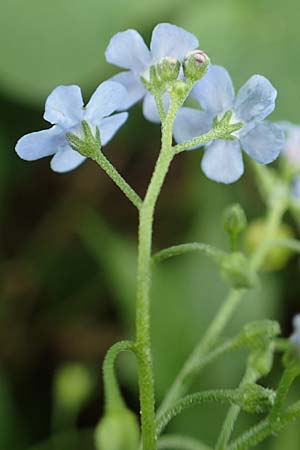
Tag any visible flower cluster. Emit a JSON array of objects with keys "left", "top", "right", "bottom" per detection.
[{"left": 16, "top": 23, "right": 285, "bottom": 183}]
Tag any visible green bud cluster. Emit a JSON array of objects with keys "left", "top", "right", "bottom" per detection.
[
  {"left": 235, "top": 384, "right": 276, "bottom": 414},
  {"left": 95, "top": 407, "right": 140, "bottom": 450},
  {"left": 240, "top": 320, "right": 281, "bottom": 349},
  {"left": 141, "top": 49, "right": 210, "bottom": 96}
]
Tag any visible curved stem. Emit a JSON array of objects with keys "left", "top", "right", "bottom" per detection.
[
  {"left": 152, "top": 242, "right": 225, "bottom": 264},
  {"left": 158, "top": 435, "right": 213, "bottom": 450},
  {"left": 103, "top": 340, "right": 136, "bottom": 412},
  {"left": 157, "top": 389, "right": 242, "bottom": 436},
  {"left": 91, "top": 149, "right": 142, "bottom": 210}
]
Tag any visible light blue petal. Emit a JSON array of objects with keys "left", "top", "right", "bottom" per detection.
[
  {"left": 50, "top": 145, "right": 86, "bottom": 173},
  {"left": 15, "top": 126, "right": 65, "bottom": 161},
  {"left": 85, "top": 81, "right": 127, "bottom": 123},
  {"left": 173, "top": 107, "right": 213, "bottom": 150},
  {"left": 191, "top": 65, "right": 235, "bottom": 115},
  {"left": 98, "top": 112, "right": 128, "bottom": 146},
  {"left": 241, "top": 121, "right": 284, "bottom": 164},
  {"left": 142, "top": 92, "right": 169, "bottom": 123},
  {"left": 111, "top": 71, "right": 146, "bottom": 109},
  {"left": 150, "top": 23, "right": 198, "bottom": 62},
  {"left": 201, "top": 139, "right": 244, "bottom": 184},
  {"left": 105, "top": 29, "right": 151, "bottom": 72},
  {"left": 44, "top": 86, "right": 84, "bottom": 128},
  {"left": 234, "top": 75, "right": 277, "bottom": 131}
]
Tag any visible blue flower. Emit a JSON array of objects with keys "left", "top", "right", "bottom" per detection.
[
  {"left": 173, "top": 65, "right": 284, "bottom": 184},
  {"left": 16, "top": 81, "right": 128, "bottom": 173},
  {"left": 105, "top": 23, "right": 198, "bottom": 123}
]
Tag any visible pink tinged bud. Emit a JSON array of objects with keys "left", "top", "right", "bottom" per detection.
[
  {"left": 183, "top": 49, "right": 210, "bottom": 82},
  {"left": 185, "top": 50, "right": 209, "bottom": 66}
]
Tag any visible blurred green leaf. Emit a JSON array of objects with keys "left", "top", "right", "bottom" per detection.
[{"left": 0, "top": 0, "right": 180, "bottom": 105}]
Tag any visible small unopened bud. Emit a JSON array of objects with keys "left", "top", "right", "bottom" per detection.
[
  {"left": 244, "top": 219, "right": 294, "bottom": 271},
  {"left": 235, "top": 384, "right": 276, "bottom": 414},
  {"left": 95, "top": 408, "right": 140, "bottom": 450},
  {"left": 223, "top": 203, "right": 247, "bottom": 250},
  {"left": 240, "top": 320, "right": 280, "bottom": 349},
  {"left": 219, "top": 252, "right": 257, "bottom": 289},
  {"left": 183, "top": 50, "right": 210, "bottom": 82},
  {"left": 223, "top": 204, "right": 247, "bottom": 236},
  {"left": 157, "top": 57, "right": 180, "bottom": 83}
]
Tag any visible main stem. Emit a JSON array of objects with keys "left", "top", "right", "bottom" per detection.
[{"left": 136, "top": 99, "right": 178, "bottom": 450}]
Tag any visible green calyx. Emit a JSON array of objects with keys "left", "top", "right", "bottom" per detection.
[
  {"left": 66, "top": 120, "right": 101, "bottom": 158},
  {"left": 239, "top": 320, "right": 281, "bottom": 350},
  {"left": 157, "top": 56, "right": 181, "bottom": 83},
  {"left": 234, "top": 384, "right": 276, "bottom": 414},
  {"left": 95, "top": 407, "right": 140, "bottom": 450},
  {"left": 213, "top": 111, "right": 243, "bottom": 141}
]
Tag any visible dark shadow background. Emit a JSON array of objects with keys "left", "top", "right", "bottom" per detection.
[{"left": 1, "top": 0, "right": 300, "bottom": 449}]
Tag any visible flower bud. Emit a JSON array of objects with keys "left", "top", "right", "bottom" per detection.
[
  {"left": 235, "top": 384, "right": 276, "bottom": 414},
  {"left": 223, "top": 204, "right": 247, "bottom": 238},
  {"left": 157, "top": 56, "right": 180, "bottom": 83},
  {"left": 95, "top": 408, "right": 140, "bottom": 450},
  {"left": 219, "top": 252, "right": 257, "bottom": 289},
  {"left": 244, "top": 219, "right": 294, "bottom": 271},
  {"left": 239, "top": 320, "right": 280, "bottom": 349},
  {"left": 183, "top": 50, "right": 210, "bottom": 82}
]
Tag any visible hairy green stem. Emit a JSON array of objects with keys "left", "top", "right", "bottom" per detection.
[
  {"left": 91, "top": 149, "right": 142, "bottom": 210},
  {"left": 157, "top": 389, "right": 243, "bottom": 436},
  {"left": 136, "top": 96, "right": 179, "bottom": 450},
  {"left": 103, "top": 340, "right": 136, "bottom": 412},
  {"left": 152, "top": 242, "right": 225, "bottom": 264},
  {"left": 269, "top": 364, "right": 300, "bottom": 420},
  {"left": 215, "top": 368, "right": 258, "bottom": 450}
]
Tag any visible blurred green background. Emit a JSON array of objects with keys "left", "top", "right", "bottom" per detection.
[{"left": 1, "top": 0, "right": 300, "bottom": 449}]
